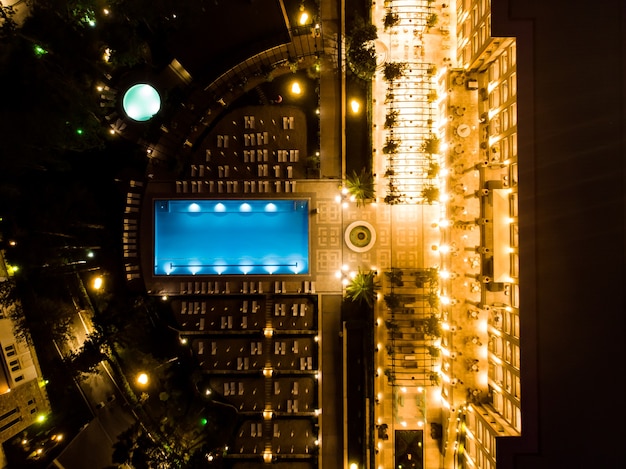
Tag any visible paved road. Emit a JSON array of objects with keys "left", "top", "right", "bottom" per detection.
[{"left": 52, "top": 281, "right": 137, "bottom": 469}]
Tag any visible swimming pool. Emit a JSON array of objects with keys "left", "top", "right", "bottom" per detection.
[{"left": 154, "top": 199, "right": 309, "bottom": 276}]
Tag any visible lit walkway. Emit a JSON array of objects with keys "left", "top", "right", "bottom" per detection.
[{"left": 369, "top": 2, "right": 460, "bottom": 469}]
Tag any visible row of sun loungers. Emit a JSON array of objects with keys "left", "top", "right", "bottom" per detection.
[
  {"left": 244, "top": 115, "right": 296, "bottom": 131},
  {"left": 276, "top": 149, "right": 299, "bottom": 162},
  {"left": 180, "top": 281, "right": 231, "bottom": 295},
  {"left": 243, "top": 149, "right": 269, "bottom": 162},
  {"left": 274, "top": 303, "right": 308, "bottom": 317},
  {"left": 242, "top": 282, "right": 263, "bottom": 294},
  {"left": 178, "top": 280, "right": 316, "bottom": 295},
  {"left": 175, "top": 179, "right": 297, "bottom": 193},
  {"left": 243, "top": 132, "right": 269, "bottom": 146},
  {"left": 180, "top": 300, "right": 310, "bottom": 317},
  {"left": 217, "top": 134, "right": 229, "bottom": 148},
  {"left": 204, "top": 148, "right": 299, "bottom": 164},
  {"left": 122, "top": 182, "right": 139, "bottom": 259},
  {"left": 282, "top": 116, "right": 295, "bottom": 129}
]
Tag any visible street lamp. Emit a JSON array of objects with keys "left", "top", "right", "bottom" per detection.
[
  {"left": 350, "top": 99, "right": 361, "bottom": 114},
  {"left": 92, "top": 276, "right": 103, "bottom": 291},
  {"left": 136, "top": 372, "right": 149, "bottom": 386},
  {"left": 290, "top": 81, "right": 302, "bottom": 95},
  {"left": 298, "top": 3, "right": 310, "bottom": 25}
]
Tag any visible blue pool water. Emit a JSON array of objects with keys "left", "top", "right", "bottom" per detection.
[{"left": 154, "top": 199, "right": 309, "bottom": 276}]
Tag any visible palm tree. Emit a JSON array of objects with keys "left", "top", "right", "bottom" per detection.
[
  {"left": 345, "top": 268, "right": 380, "bottom": 307},
  {"left": 345, "top": 168, "right": 375, "bottom": 207},
  {"left": 383, "top": 62, "right": 406, "bottom": 81},
  {"left": 384, "top": 110, "right": 399, "bottom": 129},
  {"left": 421, "top": 185, "right": 440, "bottom": 204},
  {"left": 422, "top": 135, "right": 441, "bottom": 155}
]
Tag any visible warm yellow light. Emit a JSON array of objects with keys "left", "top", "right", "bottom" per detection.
[
  {"left": 350, "top": 464, "right": 358, "bottom": 469},
  {"left": 291, "top": 81, "right": 302, "bottom": 95},
  {"left": 299, "top": 11, "right": 309, "bottom": 25},
  {"left": 137, "top": 372, "right": 149, "bottom": 385},
  {"left": 93, "top": 276, "right": 103, "bottom": 290},
  {"left": 350, "top": 99, "right": 360, "bottom": 113}
]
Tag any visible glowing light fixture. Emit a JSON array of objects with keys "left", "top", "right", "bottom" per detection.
[
  {"left": 350, "top": 99, "right": 360, "bottom": 113},
  {"left": 123, "top": 84, "right": 161, "bottom": 122},
  {"left": 136, "top": 372, "right": 149, "bottom": 385}
]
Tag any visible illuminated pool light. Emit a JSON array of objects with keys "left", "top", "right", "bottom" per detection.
[
  {"left": 240, "top": 203, "right": 252, "bottom": 212},
  {"left": 214, "top": 203, "right": 226, "bottom": 212},
  {"left": 188, "top": 203, "right": 201, "bottom": 212},
  {"left": 123, "top": 84, "right": 161, "bottom": 122},
  {"left": 188, "top": 261, "right": 202, "bottom": 275},
  {"left": 213, "top": 261, "right": 227, "bottom": 275},
  {"left": 239, "top": 260, "right": 253, "bottom": 274},
  {"left": 265, "top": 203, "right": 277, "bottom": 212}
]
